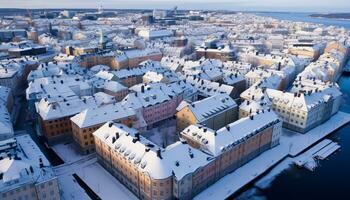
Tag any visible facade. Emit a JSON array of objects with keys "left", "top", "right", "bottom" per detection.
[
  {"left": 181, "top": 109, "right": 282, "bottom": 166},
  {"left": 196, "top": 45, "right": 236, "bottom": 62},
  {"left": 125, "top": 49, "right": 163, "bottom": 68},
  {"left": 70, "top": 103, "right": 136, "bottom": 154},
  {"left": 93, "top": 110, "right": 281, "bottom": 200},
  {"left": 36, "top": 96, "right": 96, "bottom": 143},
  {"left": 176, "top": 93, "right": 238, "bottom": 132},
  {"left": 0, "top": 135, "right": 61, "bottom": 200},
  {"left": 266, "top": 84, "right": 341, "bottom": 133},
  {"left": 122, "top": 83, "right": 183, "bottom": 128},
  {"left": 93, "top": 122, "right": 214, "bottom": 200}
]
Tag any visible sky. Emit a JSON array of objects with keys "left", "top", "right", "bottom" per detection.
[{"left": 0, "top": 0, "right": 350, "bottom": 12}]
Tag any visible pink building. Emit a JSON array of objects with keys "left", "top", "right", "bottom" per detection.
[{"left": 122, "top": 83, "right": 183, "bottom": 128}]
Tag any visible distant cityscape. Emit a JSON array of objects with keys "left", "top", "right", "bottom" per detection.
[{"left": 0, "top": 5, "right": 350, "bottom": 200}]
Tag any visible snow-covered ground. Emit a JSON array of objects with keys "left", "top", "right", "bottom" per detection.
[
  {"left": 53, "top": 141, "right": 138, "bottom": 200},
  {"left": 77, "top": 162, "right": 138, "bottom": 200},
  {"left": 194, "top": 111, "right": 350, "bottom": 200},
  {"left": 279, "top": 112, "right": 350, "bottom": 156},
  {"left": 58, "top": 174, "right": 91, "bottom": 200},
  {"left": 52, "top": 141, "right": 87, "bottom": 163}
]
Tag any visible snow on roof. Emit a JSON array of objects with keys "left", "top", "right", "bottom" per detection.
[
  {"left": 95, "top": 70, "right": 115, "bottom": 81},
  {"left": 26, "top": 75, "right": 91, "bottom": 101},
  {"left": 266, "top": 85, "right": 341, "bottom": 111},
  {"left": 90, "top": 64, "right": 110, "bottom": 72},
  {"left": 138, "top": 29, "right": 174, "bottom": 39},
  {"left": 182, "top": 110, "right": 280, "bottom": 156},
  {"left": 185, "top": 76, "right": 234, "bottom": 97},
  {"left": 0, "top": 135, "right": 56, "bottom": 193},
  {"left": 143, "top": 71, "right": 166, "bottom": 83},
  {"left": 123, "top": 82, "right": 183, "bottom": 110},
  {"left": 124, "top": 48, "right": 161, "bottom": 59},
  {"left": 93, "top": 122, "right": 213, "bottom": 180},
  {"left": 36, "top": 96, "right": 97, "bottom": 121},
  {"left": 71, "top": 102, "right": 136, "bottom": 128},
  {"left": 111, "top": 60, "right": 165, "bottom": 79},
  {"left": 103, "top": 81, "right": 128, "bottom": 92},
  {"left": 87, "top": 92, "right": 115, "bottom": 105},
  {"left": 178, "top": 93, "right": 237, "bottom": 122}
]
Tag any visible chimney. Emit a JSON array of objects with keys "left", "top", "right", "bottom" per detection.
[
  {"left": 112, "top": 137, "right": 116, "bottom": 143},
  {"left": 250, "top": 115, "right": 254, "bottom": 120},
  {"left": 226, "top": 126, "right": 230, "bottom": 131},
  {"left": 115, "top": 132, "right": 119, "bottom": 139},
  {"left": 156, "top": 148, "right": 162, "bottom": 159},
  {"left": 108, "top": 122, "right": 113, "bottom": 128},
  {"left": 189, "top": 152, "right": 194, "bottom": 159},
  {"left": 141, "top": 85, "right": 145, "bottom": 93},
  {"left": 39, "top": 158, "right": 44, "bottom": 168}
]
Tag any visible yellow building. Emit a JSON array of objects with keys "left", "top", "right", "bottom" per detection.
[
  {"left": 176, "top": 93, "right": 238, "bottom": 132},
  {"left": 70, "top": 103, "right": 136, "bottom": 154}
]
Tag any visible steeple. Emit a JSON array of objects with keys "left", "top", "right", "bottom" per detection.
[{"left": 99, "top": 29, "right": 108, "bottom": 50}]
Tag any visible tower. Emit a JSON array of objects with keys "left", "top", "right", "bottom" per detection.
[
  {"left": 98, "top": 4, "right": 104, "bottom": 14},
  {"left": 98, "top": 29, "right": 108, "bottom": 50}
]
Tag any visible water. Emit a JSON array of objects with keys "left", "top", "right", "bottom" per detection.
[
  {"left": 257, "top": 12, "right": 350, "bottom": 30},
  {"left": 235, "top": 12, "right": 350, "bottom": 200}
]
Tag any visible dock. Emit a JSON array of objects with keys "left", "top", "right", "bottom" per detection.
[{"left": 293, "top": 139, "right": 340, "bottom": 171}]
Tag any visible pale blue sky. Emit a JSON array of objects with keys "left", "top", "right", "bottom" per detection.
[{"left": 0, "top": 0, "right": 349, "bottom": 12}]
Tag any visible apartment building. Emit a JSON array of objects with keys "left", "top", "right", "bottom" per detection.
[
  {"left": 266, "top": 84, "right": 341, "bottom": 133},
  {"left": 124, "top": 49, "right": 163, "bottom": 67},
  {"left": 122, "top": 83, "right": 183, "bottom": 128},
  {"left": 196, "top": 45, "right": 236, "bottom": 62},
  {"left": 93, "top": 110, "right": 281, "bottom": 200},
  {"left": 181, "top": 110, "right": 282, "bottom": 176},
  {"left": 36, "top": 96, "right": 96, "bottom": 143},
  {"left": 93, "top": 122, "right": 215, "bottom": 200},
  {"left": 70, "top": 103, "right": 136, "bottom": 154},
  {"left": 0, "top": 135, "right": 60, "bottom": 200},
  {"left": 103, "top": 81, "right": 129, "bottom": 101},
  {"left": 176, "top": 93, "right": 238, "bottom": 132}
]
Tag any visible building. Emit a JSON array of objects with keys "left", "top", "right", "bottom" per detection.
[
  {"left": 181, "top": 110, "right": 282, "bottom": 173},
  {"left": 8, "top": 46, "right": 47, "bottom": 58},
  {"left": 122, "top": 83, "right": 183, "bottom": 128},
  {"left": 196, "top": 45, "right": 236, "bottom": 62},
  {"left": 0, "top": 135, "right": 60, "bottom": 200},
  {"left": 184, "top": 76, "right": 239, "bottom": 99},
  {"left": 124, "top": 49, "right": 163, "bottom": 68},
  {"left": 93, "top": 110, "right": 281, "bottom": 200},
  {"left": 0, "top": 29, "right": 27, "bottom": 42},
  {"left": 0, "top": 86, "right": 14, "bottom": 140},
  {"left": 137, "top": 29, "right": 174, "bottom": 40},
  {"left": 266, "top": 84, "right": 341, "bottom": 133},
  {"left": 176, "top": 94, "right": 238, "bottom": 132},
  {"left": 103, "top": 81, "right": 129, "bottom": 101},
  {"left": 70, "top": 103, "right": 136, "bottom": 154},
  {"left": 93, "top": 122, "right": 215, "bottom": 200},
  {"left": 35, "top": 96, "right": 97, "bottom": 143}
]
